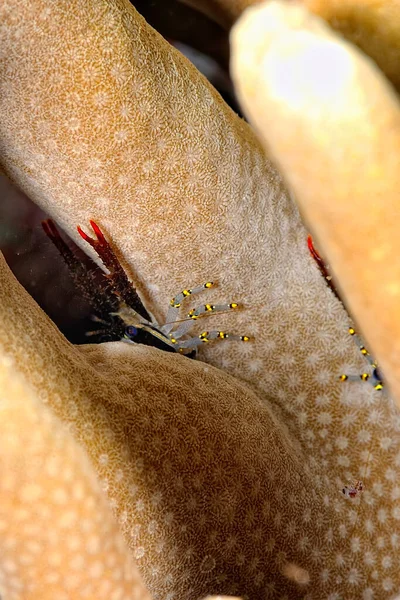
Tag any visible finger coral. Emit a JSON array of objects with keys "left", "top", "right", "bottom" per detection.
[
  {"left": 301, "top": 0, "right": 400, "bottom": 92},
  {"left": 0, "top": 251, "right": 339, "bottom": 599},
  {"left": 185, "top": 0, "right": 400, "bottom": 92},
  {"left": 0, "top": 356, "right": 151, "bottom": 600},
  {"left": 1, "top": 0, "right": 400, "bottom": 598},
  {"left": 231, "top": 0, "right": 400, "bottom": 403}
]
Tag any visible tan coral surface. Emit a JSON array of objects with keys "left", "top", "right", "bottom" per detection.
[
  {"left": 302, "top": 0, "right": 400, "bottom": 92},
  {"left": 1, "top": 0, "right": 400, "bottom": 598},
  {"left": 0, "top": 348, "right": 151, "bottom": 600},
  {"left": 183, "top": 0, "right": 400, "bottom": 93},
  {"left": 231, "top": 0, "right": 400, "bottom": 405},
  {"left": 0, "top": 252, "right": 338, "bottom": 599}
]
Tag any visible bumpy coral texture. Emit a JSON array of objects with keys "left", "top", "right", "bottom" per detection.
[
  {"left": 231, "top": 0, "right": 400, "bottom": 404},
  {"left": 0, "top": 355, "right": 151, "bottom": 600},
  {"left": 0, "top": 253, "right": 341, "bottom": 599},
  {"left": 1, "top": 0, "right": 400, "bottom": 598}
]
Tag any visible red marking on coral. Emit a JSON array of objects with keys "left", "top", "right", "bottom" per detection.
[
  {"left": 78, "top": 221, "right": 107, "bottom": 247},
  {"left": 41, "top": 219, "right": 51, "bottom": 237},
  {"left": 77, "top": 225, "right": 91, "bottom": 243},
  {"left": 89, "top": 220, "right": 107, "bottom": 244},
  {"left": 307, "top": 234, "right": 321, "bottom": 262},
  {"left": 42, "top": 219, "right": 61, "bottom": 240},
  {"left": 307, "top": 234, "right": 330, "bottom": 278}
]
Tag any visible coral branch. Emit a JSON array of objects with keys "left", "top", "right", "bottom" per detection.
[
  {"left": 3, "top": 0, "right": 400, "bottom": 596},
  {"left": 0, "top": 252, "right": 337, "bottom": 599},
  {"left": 231, "top": 0, "right": 400, "bottom": 402},
  {"left": 0, "top": 355, "right": 151, "bottom": 600},
  {"left": 301, "top": 0, "right": 400, "bottom": 92}
]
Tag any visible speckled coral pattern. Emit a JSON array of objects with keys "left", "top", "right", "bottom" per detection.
[
  {"left": 230, "top": 0, "right": 400, "bottom": 401},
  {"left": 0, "top": 358, "right": 151, "bottom": 600},
  {"left": 0, "top": 252, "right": 342, "bottom": 599},
  {"left": 1, "top": 0, "right": 400, "bottom": 598}
]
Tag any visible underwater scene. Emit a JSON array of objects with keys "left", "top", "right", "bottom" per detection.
[{"left": 1, "top": 0, "right": 400, "bottom": 599}]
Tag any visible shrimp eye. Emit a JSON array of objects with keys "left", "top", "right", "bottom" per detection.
[
  {"left": 125, "top": 325, "right": 138, "bottom": 338},
  {"left": 373, "top": 366, "right": 382, "bottom": 382}
]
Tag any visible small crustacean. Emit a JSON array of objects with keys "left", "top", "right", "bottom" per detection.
[
  {"left": 307, "top": 234, "right": 384, "bottom": 390},
  {"left": 342, "top": 480, "right": 363, "bottom": 499},
  {"left": 339, "top": 327, "right": 384, "bottom": 391},
  {"left": 42, "top": 219, "right": 249, "bottom": 356}
]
